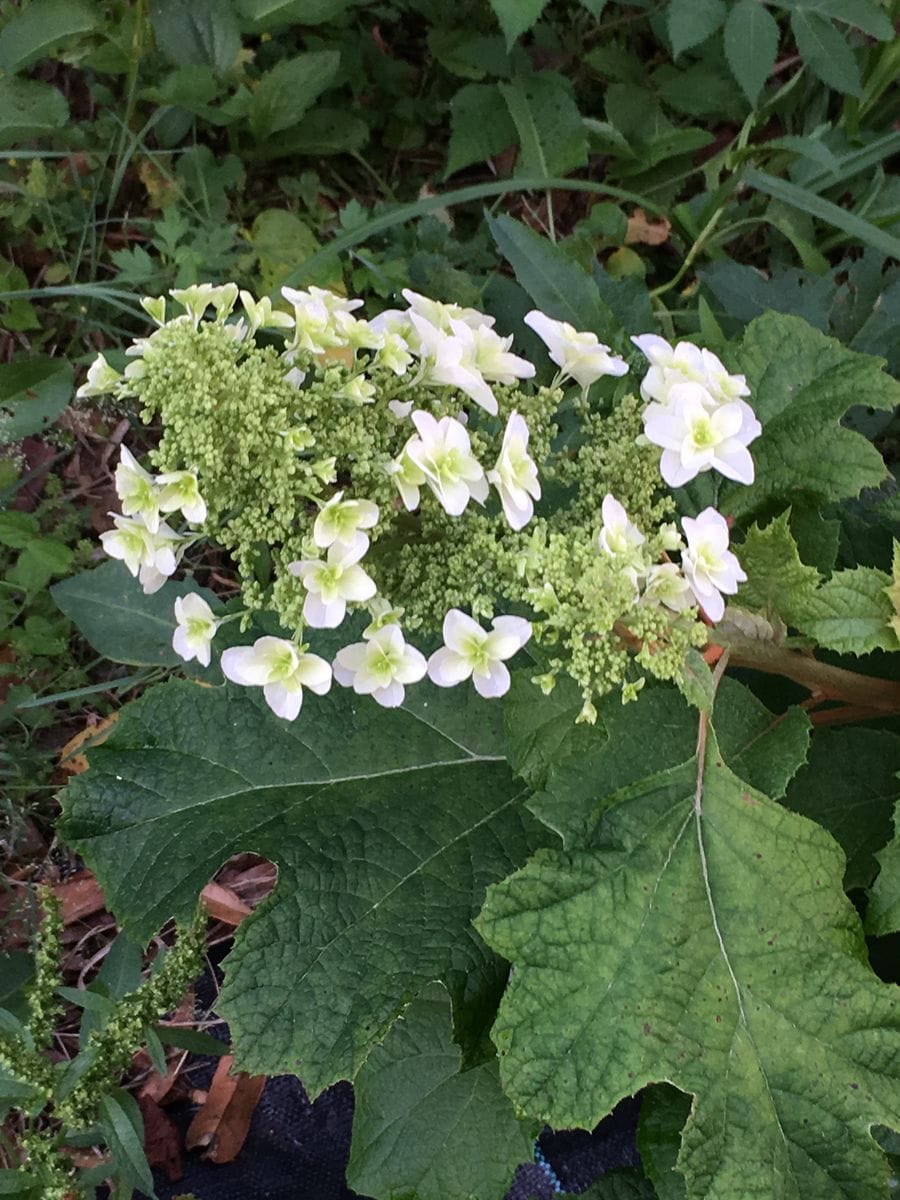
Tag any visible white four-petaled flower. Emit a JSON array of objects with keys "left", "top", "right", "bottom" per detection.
[
  {"left": 597, "top": 494, "right": 645, "bottom": 582},
  {"left": 289, "top": 543, "right": 377, "bottom": 628},
  {"left": 100, "top": 514, "right": 185, "bottom": 594},
  {"left": 642, "top": 382, "right": 758, "bottom": 488},
  {"left": 333, "top": 623, "right": 427, "bottom": 707},
  {"left": 680, "top": 507, "right": 747, "bottom": 622},
  {"left": 524, "top": 311, "right": 628, "bottom": 390},
  {"left": 156, "top": 470, "right": 207, "bottom": 525},
  {"left": 221, "top": 636, "right": 332, "bottom": 721},
  {"left": 403, "top": 410, "right": 488, "bottom": 516},
  {"left": 487, "top": 412, "right": 540, "bottom": 531},
  {"left": 314, "top": 491, "right": 379, "bottom": 559},
  {"left": 632, "top": 333, "right": 761, "bottom": 489},
  {"left": 172, "top": 594, "right": 219, "bottom": 667},
  {"left": 427, "top": 609, "right": 532, "bottom": 698}
]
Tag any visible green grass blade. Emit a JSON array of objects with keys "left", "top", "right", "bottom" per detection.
[
  {"left": 743, "top": 166, "right": 900, "bottom": 258},
  {"left": 281, "top": 176, "right": 665, "bottom": 290}
]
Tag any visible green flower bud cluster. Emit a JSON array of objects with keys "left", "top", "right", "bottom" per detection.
[{"left": 88, "top": 283, "right": 712, "bottom": 711}]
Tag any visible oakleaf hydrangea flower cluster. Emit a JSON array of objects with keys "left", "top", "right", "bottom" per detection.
[{"left": 80, "top": 281, "right": 761, "bottom": 724}]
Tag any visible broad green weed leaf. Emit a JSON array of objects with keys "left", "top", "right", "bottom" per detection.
[
  {"left": 791, "top": 566, "right": 900, "bottom": 654},
  {"left": 446, "top": 83, "right": 517, "bottom": 178},
  {"left": 488, "top": 213, "right": 616, "bottom": 338},
  {"left": 784, "top": 728, "right": 900, "bottom": 891},
  {"left": 487, "top": 0, "right": 550, "bottom": 48},
  {"left": 0, "top": 356, "right": 71, "bottom": 441},
  {"left": 51, "top": 561, "right": 219, "bottom": 667},
  {"left": 723, "top": 313, "right": 899, "bottom": 521},
  {"left": 500, "top": 73, "right": 588, "bottom": 180},
  {"left": 784, "top": 0, "right": 894, "bottom": 38},
  {"left": 868, "top": 800, "right": 900, "bottom": 937},
  {"left": 347, "top": 983, "right": 535, "bottom": 1200},
  {"left": 667, "top": 0, "right": 726, "bottom": 57},
  {"left": 790, "top": 11, "right": 862, "bottom": 97},
  {"left": 477, "top": 717, "right": 900, "bottom": 1200},
  {"left": 235, "top": 0, "right": 357, "bottom": 25},
  {"left": 0, "top": 0, "right": 99, "bottom": 73},
  {"left": 723, "top": 0, "right": 779, "bottom": 107},
  {"left": 61, "top": 679, "right": 547, "bottom": 1093},
  {"left": 249, "top": 50, "right": 340, "bottom": 140},
  {"left": 149, "top": 0, "right": 240, "bottom": 74},
  {"left": 737, "top": 512, "right": 821, "bottom": 623}
]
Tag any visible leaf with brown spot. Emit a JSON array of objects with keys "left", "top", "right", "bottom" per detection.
[{"left": 625, "top": 208, "right": 671, "bottom": 246}]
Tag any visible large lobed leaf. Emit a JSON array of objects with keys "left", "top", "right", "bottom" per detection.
[
  {"left": 478, "top": 685, "right": 900, "bottom": 1200},
  {"left": 61, "top": 679, "right": 548, "bottom": 1093},
  {"left": 724, "top": 312, "right": 900, "bottom": 522},
  {"left": 347, "top": 982, "right": 535, "bottom": 1200}
]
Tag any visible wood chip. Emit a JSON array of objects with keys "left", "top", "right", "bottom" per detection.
[
  {"left": 201, "top": 882, "right": 252, "bottom": 926},
  {"left": 54, "top": 871, "right": 107, "bottom": 925},
  {"left": 185, "top": 1055, "right": 265, "bottom": 1163}
]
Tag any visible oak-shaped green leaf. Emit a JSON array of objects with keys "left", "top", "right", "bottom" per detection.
[
  {"left": 784, "top": 728, "right": 900, "bottom": 891},
  {"left": 868, "top": 799, "right": 900, "bottom": 937},
  {"left": 347, "top": 983, "right": 535, "bottom": 1200},
  {"left": 61, "top": 679, "right": 547, "bottom": 1094},
  {"left": 792, "top": 566, "right": 900, "bottom": 655},
  {"left": 477, "top": 718, "right": 900, "bottom": 1199},
  {"left": 522, "top": 679, "right": 809, "bottom": 846},
  {"left": 737, "top": 511, "right": 821, "bottom": 623},
  {"left": 723, "top": 313, "right": 900, "bottom": 522}
]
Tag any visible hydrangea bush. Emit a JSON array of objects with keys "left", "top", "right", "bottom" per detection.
[{"left": 54, "top": 277, "right": 900, "bottom": 1200}]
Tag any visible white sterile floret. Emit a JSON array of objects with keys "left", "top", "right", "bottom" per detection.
[
  {"left": 642, "top": 563, "right": 694, "bottom": 613},
  {"left": 282, "top": 285, "right": 362, "bottom": 354},
  {"left": 314, "top": 491, "right": 379, "bottom": 559},
  {"left": 409, "top": 313, "right": 498, "bottom": 415},
  {"left": 524, "top": 310, "right": 628, "bottom": 390},
  {"left": 375, "top": 331, "right": 413, "bottom": 376},
  {"left": 597, "top": 494, "right": 645, "bottom": 571},
  {"left": 170, "top": 283, "right": 238, "bottom": 326},
  {"left": 140, "top": 295, "right": 167, "bottom": 326},
  {"left": 333, "top": 623, "right": 427, "bottom": 708},
  {"left": 681, "top": 507, "right": 747, "bottom": 623},
  {"left": 451, "top": 319, "right": 535, "bottom": 386},
  {"left": 100, "top": 514, "right": 184, "bottom": 594},
  {"left": 340, "top": 375, "right": 376, "bottom": 405},
  {"left": 240, "top": 290, "right": 294, "bottom": 336},
  {"left": 172, "top": 594, "right": 219, "bottom": 667},
  {"left": 156, "top": 470, "right": 207, "bottom": 525},
  {"left": 115, "top": 446, "right": 160, "bottom": 532},
  {"left": 401, "top": 288, "right": 495, "bottom": 332},
  {"left": 642, "top": 381, "right": 758, "bottom": 487},
  {"left": 427, "top": 609, "right": 532, "bottom": 699},
  {"left": 221, "top": 636, "right": 331, "bottom": 721},
  {"left": 405, "top": 410, "right": 488, "bottom": 516},
  {"left": 76, "top": 353, "right": 122, "bottom": 399},
  {"left": 487, "top": 412, "right": 541, "bottom": 531},
  {"left": 386, "top": 442, "right": 427, "bottom": 510},
  {"left": 289, "top": 542, "right": 377, "bottom": 628},
  {"left": 631, "top": 334, "right": 751, "bottom": 408}
]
